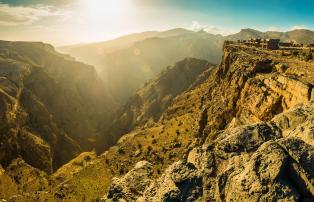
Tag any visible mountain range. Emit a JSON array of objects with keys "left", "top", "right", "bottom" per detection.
[
  {"left": 59, "top": 28, "right": 314, "bottom": 106},
  {"left": 0, "top": 41, "right": 116, "bottom": 173},
  {"left": 0, "top": 27, "right": 314, "bottom": 201}
]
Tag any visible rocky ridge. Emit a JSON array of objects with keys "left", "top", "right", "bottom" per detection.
[
  {"left": 1, "top": 42, "right": 314, "bottom": 201},
  {"left": 0, "top": 41, "right": 116, "bottom": 174},
  {"left": 99, "top": 58, "right": 214, "bottom": 149},
  {"left": 104, "top": 103, "right": 314, "bottom": 201},
  {"left": 102, "top": 44, "right": 314, "bottom": 201}
]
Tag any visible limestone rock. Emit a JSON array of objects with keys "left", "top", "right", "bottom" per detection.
[
  {"left": 104, "top": 102, "right": 314, "bottom": 201},
  {"left": 142, "top": 161, "right": 202, "bottom": 202},
  {"left": 0, "top": 40, "right": 116, "bottom": 173},
  {"left": 222, "top": 141, "right": 298, "bottom": 201},
  {"left": 275, "top": 63, "right": 289, "bottom": 73},
  {"left": 104, "top": 161, "right": 153, "bottom": 201}
]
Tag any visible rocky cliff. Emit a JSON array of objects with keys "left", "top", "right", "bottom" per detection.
[
  {"left": 1, "top": 43, "right": 314, "bottom": 201},
  {"left": 0, "top": 41, "right": 116, "bottom": 174},
  {"left": 226, "top": 28, "right": 314, "bottom": 45},
  {"left": 102, "top": 44, "right": 314, "bottom": 201},
  {"left": 97, "top": 58, "right": 214, "bottom": 151},
  {"left": 60, "top": 29, "right": 224, "bottom": 105}
]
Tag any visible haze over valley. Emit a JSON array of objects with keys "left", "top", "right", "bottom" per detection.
[{"left": 1, "top": 0, "right": 314, "bottom": 201}]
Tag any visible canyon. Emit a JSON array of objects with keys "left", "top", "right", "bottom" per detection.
[{"left": 0, "top": 29, "right": 314, "bottom": 201}]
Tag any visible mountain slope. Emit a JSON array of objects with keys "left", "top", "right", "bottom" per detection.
[
  {"left": 60, "top": 28, "right": 224, "bottom": 105},
  {"left": 4, "top": 40, "right": 314, "bottom": 201},
  {"left": 97, "top": 58, "right": 214, "bottom": 151},
  {"left": 102, "top": 42, "right": 314, "bottom": 201},
  {"left": 2, "top": 32, "right": 314, "bottom": 201},
  {"left": 60, "top": 28, "right": 314, "bottom": 107},
  {"left": 0, "top": 41, "right": 116, "bottom": 173},
  {"left": 226, "top": 28, "right": 314, "bottom": 45}
]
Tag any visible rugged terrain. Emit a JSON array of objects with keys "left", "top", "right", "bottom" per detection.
[
  {"left": 60, "top": 28, "right": 224, "bottom": 105},
  {"left": 0, "top": 41, "right": 116, "bottom": 174},
  {"left": 226, "top": 28, "right": 314, "bottom": 45},
  {"left": 101, "top": 44, "right": 314, "bottom": 201},
  {"left": 1, "top": 41, "right": 314, "bottom": 201},
  {"left": 60, "top": 28, "right": 314, "bottom": 107},
  {"left": 98, "top": 58, "right": 215, "bottom": 149}
]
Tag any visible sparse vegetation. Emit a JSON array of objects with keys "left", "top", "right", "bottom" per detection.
[
  {"left": 118, "top": 148, "right": 125, "bottom": 154},
  {"left": 3, "top": 27, "right": 314, "bottom": 202},
  {"left": 176, "top": 129, "right": 180, "bottom": 135}
]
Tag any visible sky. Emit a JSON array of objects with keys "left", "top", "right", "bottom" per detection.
[{"left": 0, "top": 0, "right": 313, "bottom": 46}]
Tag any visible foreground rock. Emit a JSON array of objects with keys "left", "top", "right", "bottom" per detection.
[{"left": 103, "top": 102, "right": 314, "bottom": 201}]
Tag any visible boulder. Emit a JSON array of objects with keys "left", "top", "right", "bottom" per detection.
[{"left": 104, "top": 161, "right": 153, "bottom": 201}]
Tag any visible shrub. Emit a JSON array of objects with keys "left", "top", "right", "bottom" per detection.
[
  {"left": 118, "top": 148, "right": 125, "bottom": 154},
  {"left": 176, "top": 129, "right": 180, "bottom": 135},
  {"left": 173, "top": 142, "right": 182, "bottom": 148},
  {"left": 292, "top": 50, "right": 299, "bottom": 56},
  {"left": 84, "top": 155, "right": 92, "bottom": 161},
  {"left": 147, "top": 146, "right": 153, "bottom": 152},
  {"left": 161, "top": 146, "right": 167, "bottom": 152},
  {"left": 304, "top": 52, "right": 313, "bottom": 61}
]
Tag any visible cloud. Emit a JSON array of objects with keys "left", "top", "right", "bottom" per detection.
[
  {"left": 0, "top": 3, "right": 62, "bottom": 26},
  {"left": 267, "top": 26, "right": 281, "bottom": 32},
  {"left": 0, "top": 0, "right": 73, "bottom": 7},
  {"left": 189, "top": 21, "right": 238, "bottom": 36},
  {"left": 267, "top": 25, "right": 311, "bottom": 32},
  {"left": 291, "top": 25, "right": 308, "bottom": 30}
]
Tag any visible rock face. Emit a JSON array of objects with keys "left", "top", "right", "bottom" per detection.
[
  {"left": 102, "top": 44, "right": 314, "bottom": 201},
  {"left": 99, "top": 58, "right": 214, "bottom": 149},
  {"left": 104, "top": 103, "right": 314, "bottom": 201},
  {"left": 0, "top": 41, "right": 116, "bottom": 173},
  {"left": 60, "top": 28, "right": 314, "bottom": 106},
  {"left": 60, "top": 28, "right": 224, "bottom": 105},
  {"left": 2, "top": 41, "right": 314, "bottom": 201},
  {"left": 104, "top": 161, "right": 153, "bottom": 201}
]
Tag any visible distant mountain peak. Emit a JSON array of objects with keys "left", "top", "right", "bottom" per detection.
[{"left": 239, "top": 28, "right": 263, "bottom": 34}]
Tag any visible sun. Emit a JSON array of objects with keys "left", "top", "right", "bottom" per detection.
[{"left": 79, "top": 0, "right": 132, "bottom": 21}]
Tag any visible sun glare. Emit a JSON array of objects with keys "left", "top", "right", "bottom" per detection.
[{"left": 79, "top": 0, "right": 133, "bottom": 21}]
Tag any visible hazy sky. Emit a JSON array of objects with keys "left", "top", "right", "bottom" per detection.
[{"left": 0, "top": 0, "right": 313, "bottom": 46}]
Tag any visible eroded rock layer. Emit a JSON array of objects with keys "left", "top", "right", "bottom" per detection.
[
  {"left": 0, "top": 41, "right": 116, "bottom": 173},
  {"left": 103, "top": 44, "right": 314, "bottom": 201},
  {"left": 2, "top": 43, "right": 314, "bottom": 202}
]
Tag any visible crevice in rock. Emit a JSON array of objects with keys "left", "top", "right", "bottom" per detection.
[
  {"left": 308, "top": 84, "right": 313, "bottom": 101},
  {"left": 279, "top": 158, "right": 314, "bottom": 200},
  {"left": 197, "top": 108, "right": 208, "bottom": 140},
  {"left": 275, "top": 142, "right": 314, "bottom": 200},
  {"left": 176, "top": 177, "right": 203, "bottom": 201}
]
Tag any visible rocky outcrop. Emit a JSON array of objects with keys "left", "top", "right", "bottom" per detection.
[
  {"left": 104, "top": 102, "right": 314, "bottom": 201},
  {"left": 0, "top": 41, "right": 116, "bottom": 173},
  {"left": 104, "top": 160, "right": 202, "bottom": 202},
  {"left": 100, "top": 58, "right": 213, "bottom": 149},
  {"left": 263, "top": 74, "right": 312, "bottom": 108},
  {"left": 2, "top": 41, "right": 314, "bottom": 201},
  {"left": 101, "top": 44, "right": 314, "bottom": 201},
  {"left": 60, "top": 29, "right": 224, "bottom": 106},
  {"left": 103, "top": 161, "right": 153, "bottom": 201}
]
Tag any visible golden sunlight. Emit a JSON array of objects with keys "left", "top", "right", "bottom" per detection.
[{"left": 79, "top": 0, "right": 133, "bottom": 21}]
